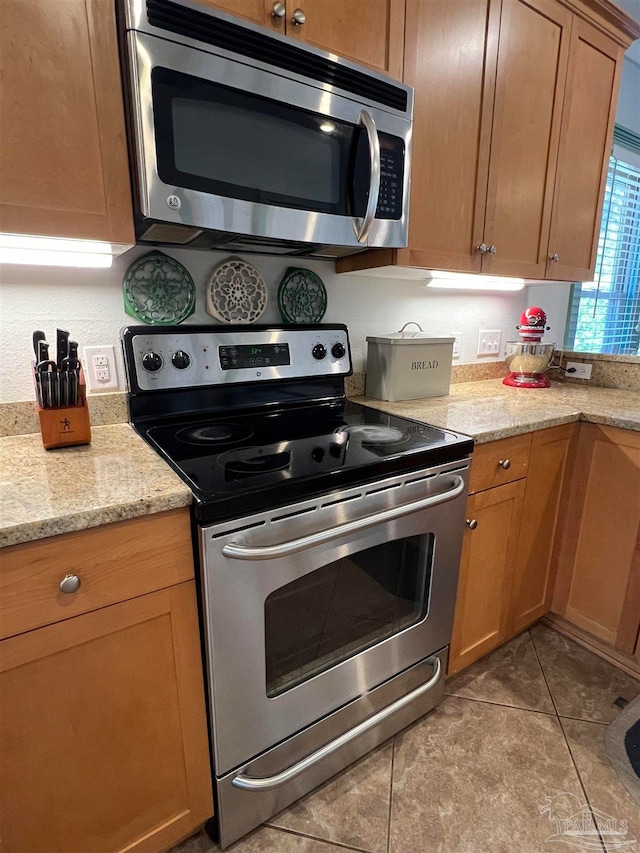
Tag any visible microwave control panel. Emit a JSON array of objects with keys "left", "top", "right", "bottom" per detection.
[{"left": 376, "top": 147, "right": 404, "bottom": 220}]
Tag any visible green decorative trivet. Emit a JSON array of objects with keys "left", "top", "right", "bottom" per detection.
[
  {"left": 277, "top": 268, "right": 327, "bottom": 324},
  {"left": 123, "top": 251, "right": 196, "bottom": 325}
]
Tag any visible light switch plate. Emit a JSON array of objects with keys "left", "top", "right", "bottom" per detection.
[{"left": 477, "top": 329, "right": 502, "bottom": 356}]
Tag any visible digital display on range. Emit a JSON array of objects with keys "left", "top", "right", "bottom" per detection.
[{"left": 219, "top": 343, "right": 291, "bottom": 370}]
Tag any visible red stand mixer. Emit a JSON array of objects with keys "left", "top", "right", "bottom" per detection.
[{"left": 503, "top": 306, "right": 556, "bottom": 388}]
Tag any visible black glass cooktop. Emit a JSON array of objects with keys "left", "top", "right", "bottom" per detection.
[{"left": 139, "top": 399, "right": 473, "bottom": 524}]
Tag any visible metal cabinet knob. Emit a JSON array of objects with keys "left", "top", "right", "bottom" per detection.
[
  {"left": 291, "top": 8, "right": 306, "bottom": 24},
  {"left": 498, "top": 459, "right": 511, "bottom": 470},
  {"left": 466, "top": 519, "right": 478, "bottom": 530},
  {"left": 59, "top": 573, "right": 81, "bottom": 594},
  {"left": 271, "top": 1, "right": 285, "bottom": 17},
  {"left": 488, "top": 245, "right": 497, "bottom": 254},
  {"left": 476, "top": 243, "right": 489, "bottom": 254},
  {"left": 549, "top": 253, "right": 560, "bottom": 262}
]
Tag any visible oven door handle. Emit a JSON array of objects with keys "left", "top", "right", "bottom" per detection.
[
  {"left": 222, "top": 475, "right": 465, "bottom": 561},
  {"left": 232, "top": 655, "right": 442, "bottom": 791},
  {"left": 355, "top": 109, "right": 381, "bottom": 244}
]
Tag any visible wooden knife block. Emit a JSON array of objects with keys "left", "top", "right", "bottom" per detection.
[{"left": 34, "top": 367, "right": 92, "bottom": 450}]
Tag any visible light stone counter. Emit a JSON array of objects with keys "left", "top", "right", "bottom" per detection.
[
  {"left": 0, "top": 423, "right": 191, "bottom": 548},
  {"left": 352, "top": 379, "right": 640, "bottom": 443}
]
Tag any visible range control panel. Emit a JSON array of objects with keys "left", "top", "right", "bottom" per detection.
[{"left": 123, "top": 326, "right": 351, "bottom": 393}]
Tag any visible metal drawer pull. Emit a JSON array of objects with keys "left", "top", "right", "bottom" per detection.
[
  {"left": 271, "top": 1, "right": 285, "bottom": 16},
  {"left": 498, "top": 459, "right": 511, "bottom": 470},
  {"left": 291, "top": 7, "right": 306, "bottom": 24},
  {"left": 466, "top": 518, "right": 478, "bottom": 530},
  {"left": 232, "top": 656, "right": 442, "bottom": 791},
  {"left": 59, "top": 574, "right": 81, "bottom": 594},
  {"left": 223, "top": 476, "right": 465, "bottom": 560}
]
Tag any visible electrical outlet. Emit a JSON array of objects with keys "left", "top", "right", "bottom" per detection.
[
  {"left": 83, "top": 345, "right": 120, "bottom": 392},
  {"left": 566, "top": 361, "right": 592, "bottom": 380},
  {"left": 451, "top": 332, "right": 462, "bottom": 359},
  {"left": 477, "top": 329, "right": 502, "bottom": 357}
]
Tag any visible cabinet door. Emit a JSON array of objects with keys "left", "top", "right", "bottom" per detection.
[
  {"left": 0, "top": 0, "right": 134, "bottom": 244},
  {"left": 482, "top": 0, "right": 572, "bottom": 278},
  {"left": 285, "top": 0, "right": 405, "bottom": 80},
  {"left": 0, "top": 582, "right": 213, "bottom": 853},
  {"left": 553, "top": 425, "right": 640, "bottom": 648},
  {"left": 545, "top": 19, "right": 622, "bottom": 281},
  {"left": 199, "top": 0, "right": 274, "bottom": 27},
  {"left": 449, "top": 480, "right": 526, "bottom": 675},
  {"left": 398, "top": 0, "right": 499, "bottom": 273},
  {"left": 509, "top": 424, "right": 576, "bottom": 635}
]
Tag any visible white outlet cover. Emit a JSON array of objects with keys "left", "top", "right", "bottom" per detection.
[{"left": 83, "top": 345, "right": 120, "bottom": 392}]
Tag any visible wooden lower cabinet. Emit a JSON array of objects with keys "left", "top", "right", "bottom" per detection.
[
  {"left": 509, "top": 423, "right": 576, "bottom": 634},
  {"left": 449, "top": 425, "right": 574, "bottom": 675},
  {"left": 449, "top": 480, "right": 526, "bottom": 675},
  {"left": 0, "top": 581, "right": 213, "bottom": 853},
  {"left": 552, "top": 424, "right": 640, "bottom": 655}
]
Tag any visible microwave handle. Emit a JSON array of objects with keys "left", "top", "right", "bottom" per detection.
[{"left": 355, "top": 110, "right": 381, "bottom": 244}]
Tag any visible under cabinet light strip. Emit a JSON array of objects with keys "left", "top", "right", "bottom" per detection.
[
  {"left": 0, "top": 234, "right": 118, "bottom": 269},
  {"left": 426, "top": 271, "right": 525, "bottom": 291}
]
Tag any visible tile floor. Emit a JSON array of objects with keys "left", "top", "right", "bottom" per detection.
[{"left": 173, "top": 623, "right": 640, "bottom": 853}]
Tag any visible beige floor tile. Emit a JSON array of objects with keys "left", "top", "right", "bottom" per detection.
[
  {"left": 389, "top": 695, "right": 587, "bottom": 853},
  {"left": 561, "top": 717, "right": 640, "bottom": 853},
  {"left": 171, "top": 826, "right": 360, "bottom": 853},
  {"left": 445, "top": 630, "right": 555, "bottom": 713},
  {"left": 530, "top": 624, "right": 640, "bottom": 723},
  {"left": 268, "top": 742, "right": 393, "bottom": 853}
]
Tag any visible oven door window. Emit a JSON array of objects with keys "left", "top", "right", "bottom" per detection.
[
  {"left": 264, "top": 534, "right": 434, "bottom": 697},
  {"left": 152, "top": 67, "right": 368, "bottom": 216}
]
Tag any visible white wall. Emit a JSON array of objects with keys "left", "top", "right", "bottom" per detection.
[{"left": 0, "top": 246, "right": 528, "bottom": 403}]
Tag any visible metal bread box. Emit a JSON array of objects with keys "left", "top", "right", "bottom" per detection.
[{"left": 366, "top": 323, "right": 454, "bottom": 402}]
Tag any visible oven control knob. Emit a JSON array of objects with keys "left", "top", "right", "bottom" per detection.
[
  {"left": 311, "top": 446, "right": 325, "bottom": 462},
  {"left": 329, "top": 442, "right": 342, "bottom": 459},
  {"left": 312, "top": 343, "right": 327, "bottom": 360},
  {"left": 141, "top": 351, "right": 163, "bottom": 372},
  {"left": 171, "top": 350, "right": 191, "bottom": 370},
  {"left": 331, "top": 342, "right": 346, "bottom": 359}
]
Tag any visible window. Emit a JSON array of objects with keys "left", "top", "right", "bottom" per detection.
[{"left": 565, "top": 131, "right": 640, "bottom": 356}]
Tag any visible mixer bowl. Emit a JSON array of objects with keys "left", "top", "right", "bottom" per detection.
[{"left": 504, "top": 342, "right": 556, "bottom": 374}]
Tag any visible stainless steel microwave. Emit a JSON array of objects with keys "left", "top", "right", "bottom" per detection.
[{"left": 119, "top": 0, "right": 413, "bottom": 258}]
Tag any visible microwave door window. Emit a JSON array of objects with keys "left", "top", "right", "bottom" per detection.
[{"left": 153, "top": 68, "right": 359, "bottom": 216}]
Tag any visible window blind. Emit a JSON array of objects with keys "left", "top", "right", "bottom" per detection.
[{"left": 566, "top": 145, "right": 640, "bottom": 356}]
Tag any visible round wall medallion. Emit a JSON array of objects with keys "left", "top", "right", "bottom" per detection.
[
  {"left": 206, "top": 258, "right": 267, "bottom": 324},
  {"left": 277, "top": 268, "right": 327, "bottom": 324},
  {"left": 123, "top": 251, "right": 195, "bottom": 326}
]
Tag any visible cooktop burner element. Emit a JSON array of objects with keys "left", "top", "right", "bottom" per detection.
[
  {"left": 177, "top": 422, "right": 254, "bottom": 445},
  {"left": 335, "top": 424, "right": 409, "bottom": 445},
  {"left": 122, "top": 324, "right": 474, "bottom": 523}
]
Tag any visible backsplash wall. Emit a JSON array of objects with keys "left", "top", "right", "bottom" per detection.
[{"left": 0, "top": 245, "right": 561, "bottom": 403}]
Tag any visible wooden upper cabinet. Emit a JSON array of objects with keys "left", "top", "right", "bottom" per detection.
[
  {"left": 481, "top": 0, "right": 572, "bottom": 279},
  {"left": 399, "top": 0, "right": 498, "bottom": 273},
  {"left": 545, "top": 18, "right": 622, "bottom": 281},
  {"left": 285, "top": 0, "right": 405, "bottom": 80},
  {"left": 0, "top": 0, "right": 134, "bottom": 245}
]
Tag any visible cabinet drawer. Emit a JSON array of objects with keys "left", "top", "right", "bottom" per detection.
[
  {"left": 0, "top": 509, "right": 194, "bottom": 640},
  {"left": 469, "top": 433, "right": 532, "bottom": 494}
]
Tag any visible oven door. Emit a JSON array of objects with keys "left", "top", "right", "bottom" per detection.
[
  {"left": 200, "top": 460, "right": 469, "bottom": 775},
  {"left": 125, "top": 30, "right": 411, "bottom": 249}
]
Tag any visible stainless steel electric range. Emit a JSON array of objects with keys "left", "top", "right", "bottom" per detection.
[{"left": 122, "top": 323, "right": 474, "bottom": 848}]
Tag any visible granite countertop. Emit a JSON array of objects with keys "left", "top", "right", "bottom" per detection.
[
  {"left": 2, "top": 381, "right": 638, "bottom": 549},
  {"left": 0, "top": 424, "right": 192, "bottom": 549},
  {"left": 352, "top": 379, "right": 640, "bottom": 442}
]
